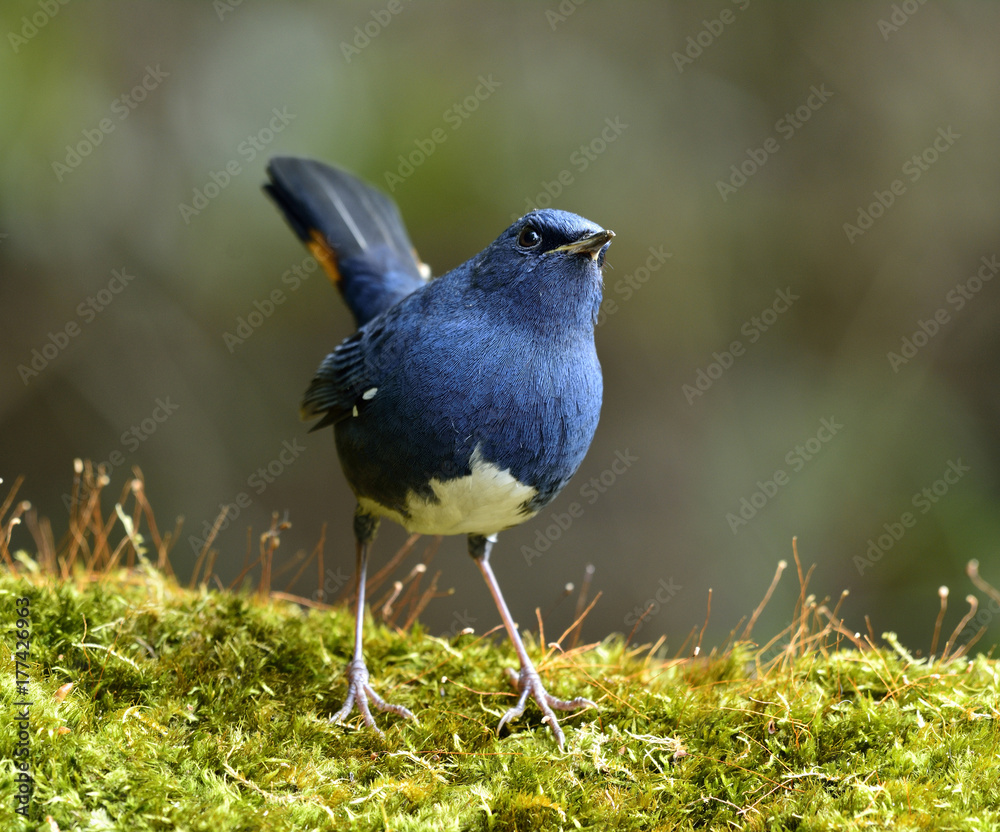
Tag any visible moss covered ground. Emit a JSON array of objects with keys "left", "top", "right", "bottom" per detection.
[{"left": 2, "top": 466, "right": 999, "bottom": 830}]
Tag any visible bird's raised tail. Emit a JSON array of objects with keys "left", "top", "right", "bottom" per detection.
[{"left": 264, "top": 157, "right": 429, "bottom": 326}]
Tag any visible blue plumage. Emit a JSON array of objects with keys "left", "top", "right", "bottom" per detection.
[
  {"left": 303, "top": 207, "right": 605, "bottom": 532},
  {"left": 264, "top": 157, "right": 428, "bottom": 326},
  {"left": 264, "top": 158, "right": 614, "bottom": 748}
]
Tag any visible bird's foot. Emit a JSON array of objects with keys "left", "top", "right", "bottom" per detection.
[
  {"left": 498, "top": 664, "right": 596, "bottom": 750},
  {"left": 331, "top": 658, "right": 417, "bottom": 736}
]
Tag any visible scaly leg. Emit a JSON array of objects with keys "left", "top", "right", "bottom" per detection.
[
  {"left": 331, "top": 509, "right": 417, "bottom": 734},
  {"left": 469, "top": 533, "right": 595, "bottom": 750}
]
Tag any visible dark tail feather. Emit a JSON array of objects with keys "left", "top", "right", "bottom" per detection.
[{"left": 264, "top": 157, "right": 429, "bottom": 325}]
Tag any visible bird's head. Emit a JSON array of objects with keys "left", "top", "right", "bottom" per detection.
[{"left": 471, "top": 209, "right": 614, "bottom": 331}]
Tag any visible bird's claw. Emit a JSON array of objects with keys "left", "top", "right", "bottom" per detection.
[
  {"left": 497, "top": 665, "right": 595, "bottom": 750},
  {"left": 331, "top": 658, "right": 418, "bottom": 736}
]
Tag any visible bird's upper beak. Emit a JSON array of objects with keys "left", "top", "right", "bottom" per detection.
[{"left": 551, "top": 229, "right": 615, "bottom": 261}]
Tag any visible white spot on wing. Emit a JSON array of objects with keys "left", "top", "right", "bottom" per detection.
[{"left": 362, "top": 387, "right": 378, "bottom": 400}]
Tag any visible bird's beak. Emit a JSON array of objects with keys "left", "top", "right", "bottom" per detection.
[{"left": 551, "top": 229, "right": 615, "bottom": 261}]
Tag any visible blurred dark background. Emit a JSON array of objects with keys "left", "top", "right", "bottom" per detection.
[{"left": 2, "top": 1, "right": 999, "bottom": 654}]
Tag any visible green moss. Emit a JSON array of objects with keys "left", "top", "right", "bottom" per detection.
[
  {"left": 1, "top": 471, "right": 995, "bottom": 828},
  {"left": 2, "top": 564, "right": 1000, "bottom": 831}
]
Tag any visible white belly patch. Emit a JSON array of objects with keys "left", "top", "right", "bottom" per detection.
[{"left": 358, "top": 446, "right": 538, "bottom": 536}]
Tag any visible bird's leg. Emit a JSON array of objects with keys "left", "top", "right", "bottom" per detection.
[
  {"left": 331, "top": 508, "right": 417, "bottom": 735},
  {"left": 469, "top": 533, "right": 595, "bottom": 750}
]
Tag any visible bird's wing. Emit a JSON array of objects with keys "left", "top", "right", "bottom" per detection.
[
  {"left": 299, "top": 329, "right": 372, "bottom": 431},
  {"left": 264, "top": 157, "right": 430, "bottom": 325}
]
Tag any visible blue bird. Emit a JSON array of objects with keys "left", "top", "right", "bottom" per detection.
[{"left": 264, "top": 157, "right": 613, "bottom": 749}]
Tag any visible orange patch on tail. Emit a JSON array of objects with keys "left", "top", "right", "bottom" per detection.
[{"left": 307, "top": 229, "right": 342, "bottom": 287}]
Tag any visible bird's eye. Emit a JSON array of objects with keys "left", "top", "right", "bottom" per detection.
[{"left": 517, "top": 226, "right": 542, "bottom": 249}]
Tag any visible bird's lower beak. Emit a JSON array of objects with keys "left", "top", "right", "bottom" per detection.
[{"left": 551, "top": 229, "right": 615, "bottom": 260}]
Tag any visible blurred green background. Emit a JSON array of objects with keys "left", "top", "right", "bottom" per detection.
[{"left": 2, "top": 1, "right": 999, "bottom": 653}]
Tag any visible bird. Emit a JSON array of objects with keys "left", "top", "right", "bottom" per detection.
[{"left": 264, "top": 156, "right": 613, "bottom": 749}]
